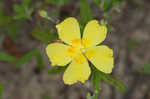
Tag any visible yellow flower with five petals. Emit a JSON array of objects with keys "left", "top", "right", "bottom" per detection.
[{"left": 46, "top": 17, "right": 114, "bottom": 85}]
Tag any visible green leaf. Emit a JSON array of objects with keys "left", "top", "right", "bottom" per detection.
[
  {"left": 41, "top": 92, "right": 51, "bottom": 99},
  {"left": 16, "top": 49, "right": 44, "bottom": 70},
  {"left": 35, "top": 51, "right": 44, "bottom": 70},
  {"left": 86, "top": 89, "right": 101, "bottom": 99},
  {"left": 93, "top": 89, "right": 100, "bottom": 99},
  {"left": 127, "top": 39, "right": 139, "bottom": 51},
  {"left": 80, "top": 0, "right": 93, "bottom": 30},
  {"left": 113, "top": 0, "right": 122, "bottom": 6},
  {"left": 7, "top": 22, "right": 22, "bottom": 41},
  {"left": 0, "top": 84, "right": 3, "bottom": 99},
  {"left": 91, "top": 69, "right": 101, "bottom": 90},
  {"left": 93, "top": 0, "right": 100, "bottom": 5},
  {"left": 105, "top": 13, "right": 115, "bottom": 19},
  {"left": 13, "top": 4, "right": 23, "bottom": 13},
  {"left": 13, "top": 1, "right": 33, "bottom": 20},
  {"left": 0, "top": 16, "right": 11, "bottom": 26},
  {"left": 22, "top": 0, "right": 32, "bottom": 7},
  {"left": 100, "top": 72, "right": 126, "bottom": 93},
  {"left": 13, "top": 4, "right": 28, "bottom": 20},
  {"left": 0, "top": 9, "right": 11, "bottom": 26},
  {"left": 44, "top": 0, "right": 69, "bottom": 5},
  {"left": 91, "top": 65, "right": 126, "bottom": 93},
  {"left": 32, "top": 28, "right": 57, "bottom": 44},
  {"left": 101, "top": 0, "right": 113, "bottom": 12},
  {"left": 0, "top": 52, "right": 17, "bottom": 62},
  {"left": 107, "top": 23, "right": 113, "bottom": 32},
  {"left": 87, "top": 93, "right": 92, "bottom": 99},
  {"left": 100, "top": 19, "right": 113, "bottom": 32},
  {"left": 100, "top": 19, "right": 108, "bottom": 26},
  {"left": 139, "top": 63, "right": 150, "bottom": 74},
  {"left": 48, "top": 66, "right": 67, "bottom": 75}
]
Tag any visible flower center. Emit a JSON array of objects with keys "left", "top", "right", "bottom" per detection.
[
  {"left": 67, "top": 45, "right": 86, "bottom": 56},
  {"left": 79, "top": 46, "right": 86, "bottom": 53},
  {"left": 67, "top": 46, "right": 78, "bottom": 58},
  {"left": 71, "top": 38, "right": 82, "bottom": 47},
  {"left": 67, "top": 39, "right": 88, "bottom": 64},
  {"left": 82, "top": 49, "right": 86, "bottom": 53}
]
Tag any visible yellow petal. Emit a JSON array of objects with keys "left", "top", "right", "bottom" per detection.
[
  {"left": 46, "top": 43, "right": 72, "bottom": 66},
  {"left": 63, "top": 53, "right": 91, "bottom": 85},
  {"left": 82, "top": 20, "right": 107, "bottom": 48},
  {"left": 85, "top": 45, "right": 114, "bottom": 73},
  {"left": 56, "top": 17, "right": 81, "bottom": 46}
]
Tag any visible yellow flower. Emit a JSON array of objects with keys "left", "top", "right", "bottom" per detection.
[{"left": 46, "top": 17, "right": 114, "bottom": 85}]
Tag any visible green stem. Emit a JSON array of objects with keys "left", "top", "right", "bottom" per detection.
[
  {"left": 93, "top": 89, "right": 101, "bottom": 99},
  {"left": 46, "top": 17, "right": 55, "bottom": 23}
]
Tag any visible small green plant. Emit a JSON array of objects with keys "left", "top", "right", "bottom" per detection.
[
  {"left": 13, "top": 0, "right": 34, "bottom": 20},
  {"left": 139, "top": 63, "right": 150, "bottom": 74},
  {"left": 0, "top": 84, "right": 3, "bottom": 99}
]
